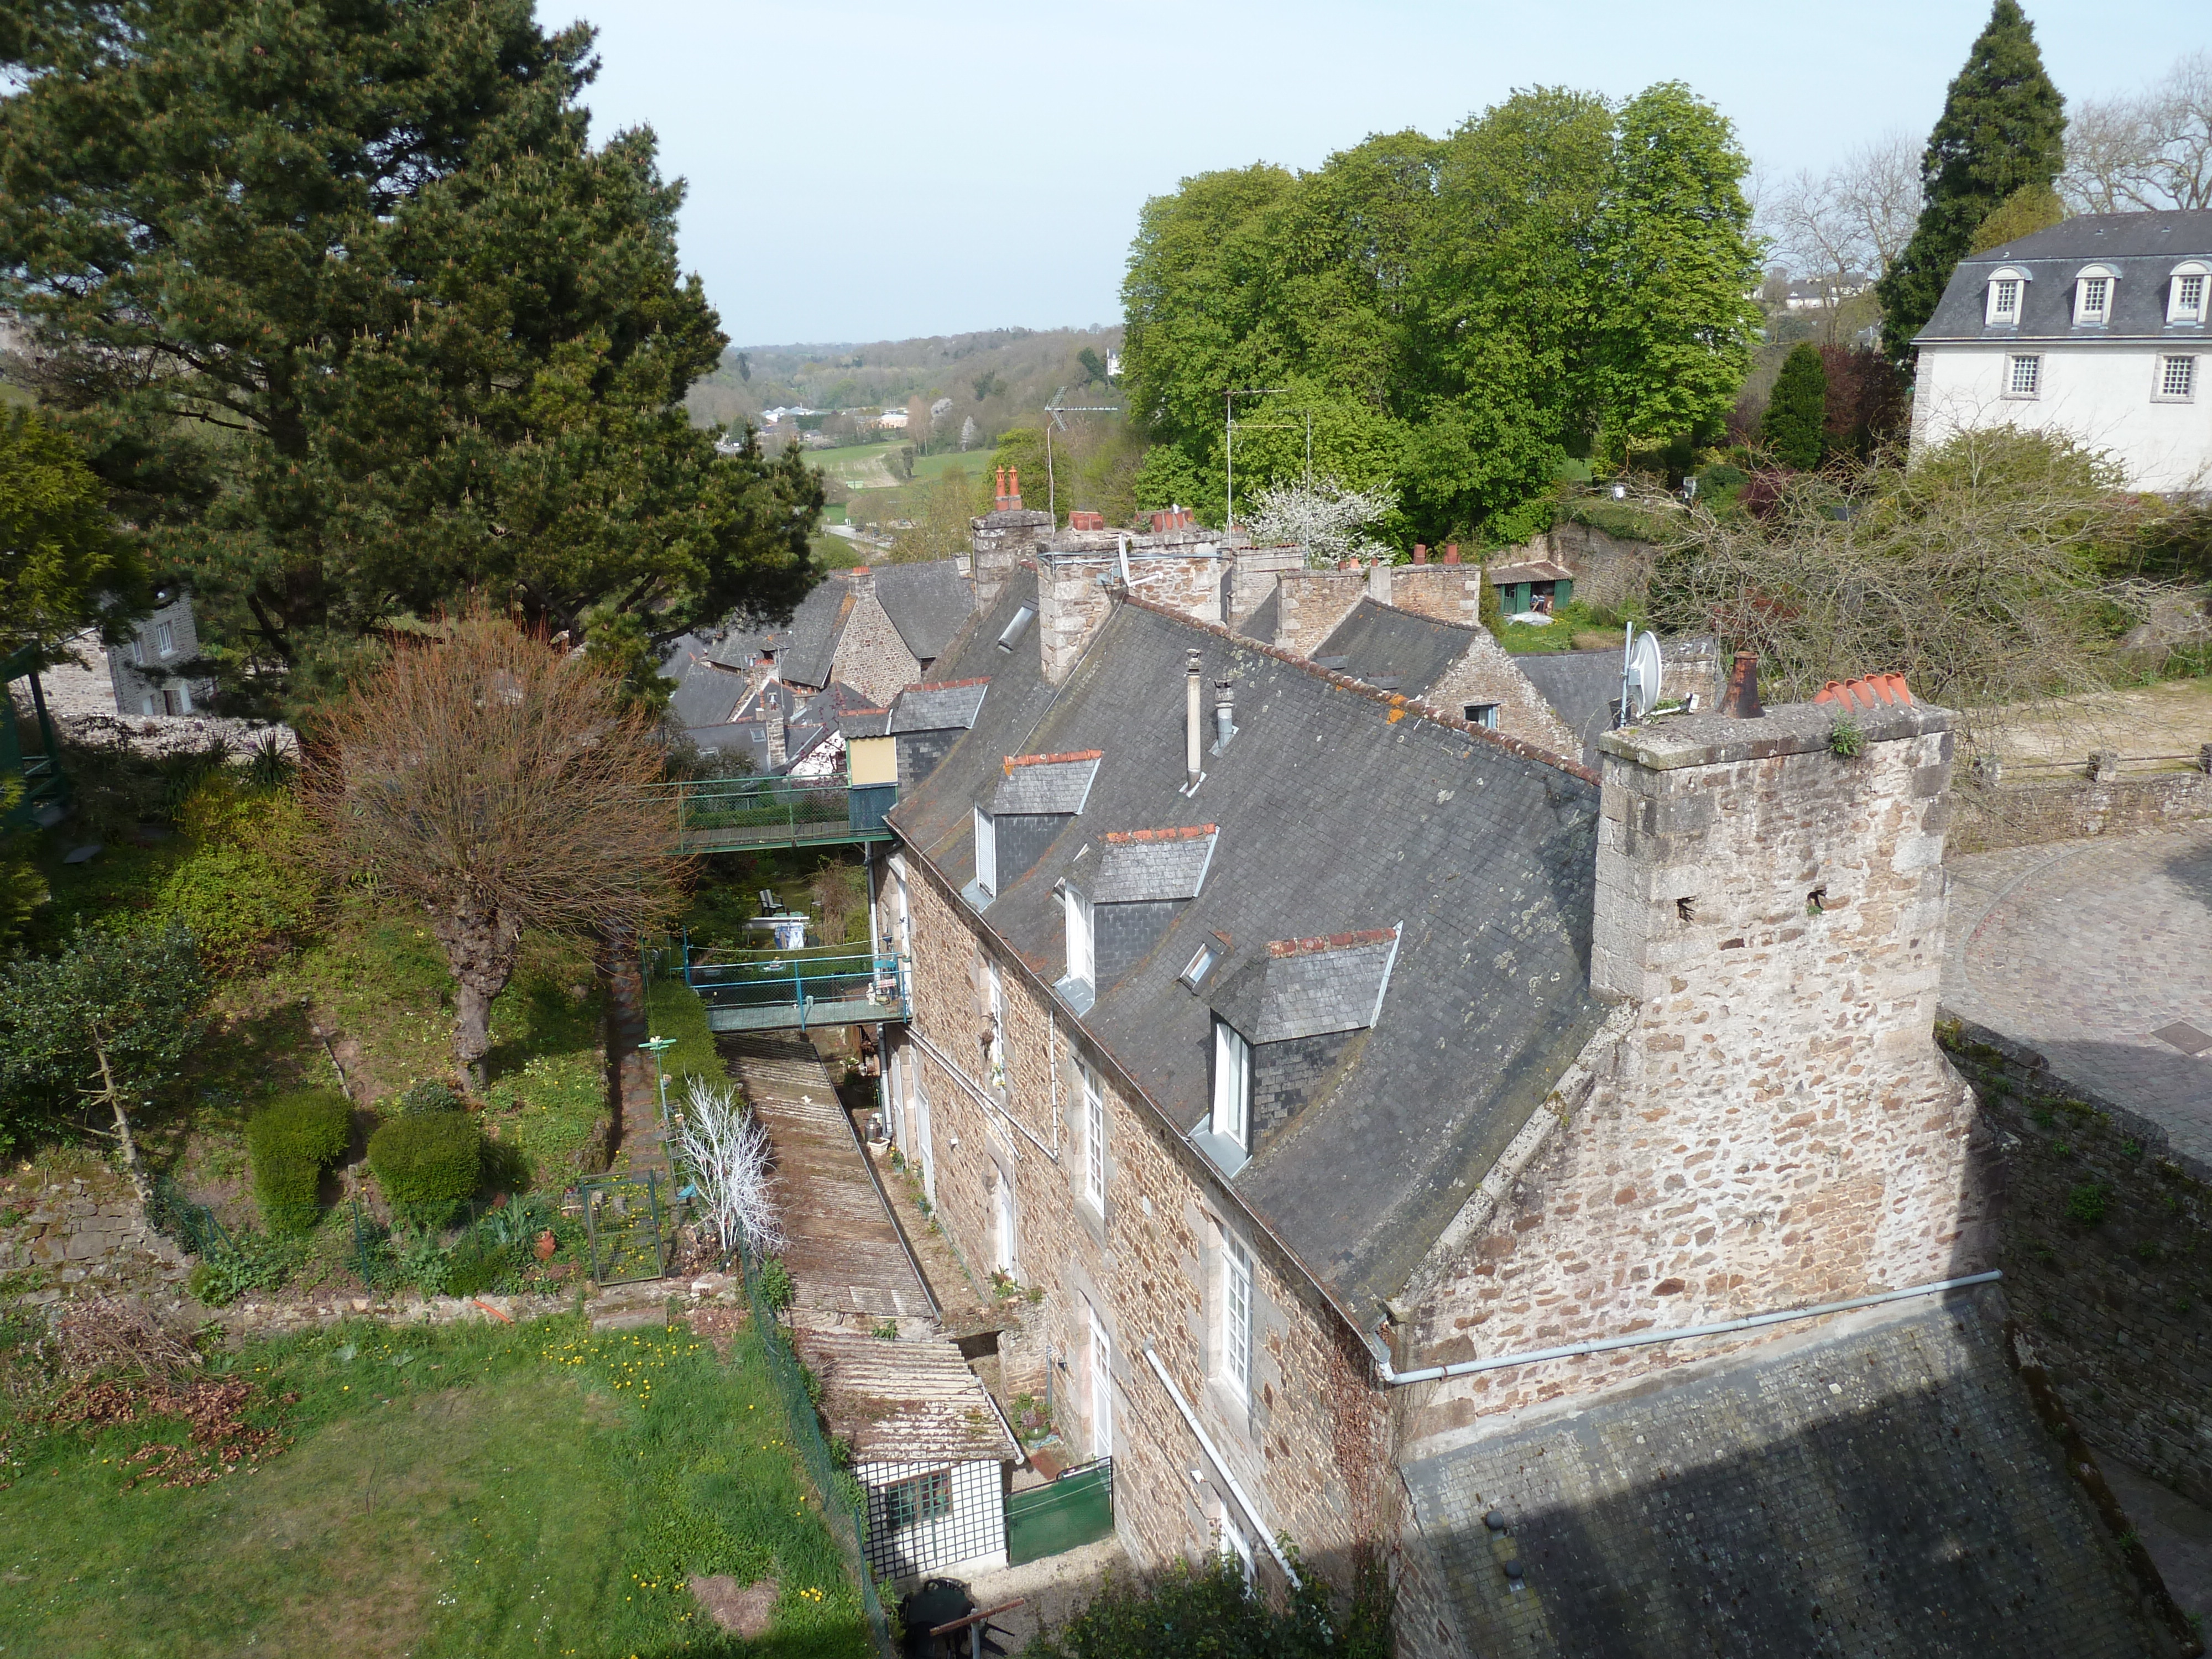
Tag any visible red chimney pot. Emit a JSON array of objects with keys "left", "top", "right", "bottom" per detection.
[
  {"left": 1413, "top": 544, "right": 1428, "bottom": 565},
  {"left": 1444, "top": 544, "right": 1460, "bottom": 564}
]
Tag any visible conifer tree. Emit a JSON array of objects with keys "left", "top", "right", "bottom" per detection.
[
  {"left": 1761, "top": 346, "right": 1829, "bottom": 470},
  {"left": 1876, "top": 1, "right": 2068, "bottom": 362}
]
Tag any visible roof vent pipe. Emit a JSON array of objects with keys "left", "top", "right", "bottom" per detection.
[
  {"left": 1719, "top": 650, "right": 1763, "bottom": 719},
  {"left": 1185, "top": 649, "right": 1204, "bottom": 791},
  {"left": 1213, "top": 677, "right": 1237, "bottom": 752}
]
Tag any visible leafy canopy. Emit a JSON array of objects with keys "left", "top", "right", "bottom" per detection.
[
  {"left": 0, "top": 407, "right": 144, "bottom": 663},
  {"left": 0, "top": 0, "right": 821, "bottom": 714},
  {"left": 1761, "top": 345, "right": 1829, "bottom": 470},
  {"left": 1120, "top": 84, "right": 1760, "bottom": 546}
]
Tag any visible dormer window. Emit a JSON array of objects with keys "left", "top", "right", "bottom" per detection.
[
  {"left": 1063, "top": 883, "right": 1094, "bottom": 992},
  {"left": 1180, "top": 941, "right": 1219, "bottom": 989},
  {"left": 1210, "top": 1019, "right": 1251, "bottom": 1150},
  {"left": 973, "top": 806, "right": 998, "bottom": 896},
  {"left": 2073, "top": 268, "right": 2116, "bottom": 326},
  {"left": 1986, "top": 274, "right": 2023, "bottom": 325},
  {"left": 2171, "top": 266, "right": 2209, "bottom": 325}
]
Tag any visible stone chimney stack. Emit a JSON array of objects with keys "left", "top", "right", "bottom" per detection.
[
  {"left": 763, "top": 683, "right": 787, "bottom": 769},
  {"left": 1367, "top": 558, "right": 1393, "bottom": 606}
]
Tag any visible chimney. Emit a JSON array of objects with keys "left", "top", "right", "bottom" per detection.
[
  {"left": 764, "top": 684, "right": 787, "bottom": 768},
  {"left": 1213, "top": 676, "right": 1237, "bottom": 750},
  {"left": 1367, "top": 557, "right": 1392, "bottom": 606},
  {"left": 1443, "top": 544, "right": 1460, "bottom": 565},
  {"left": 1412, "top": 544, "right": 1428, "bottom": 565},
  {"left": 1718, "top": 650, "right": 1763, "bottom": 719},
  {"left": 1007, "top": 466, "right": 1022, "bottom": 509},
  {"left": 994, "top": 466, "right": 1009, "bottom": 511},
  {"left": 1185, "top": 648, "right": 1203, "bottom": 789}
]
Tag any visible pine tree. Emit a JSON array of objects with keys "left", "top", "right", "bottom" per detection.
[
  {"left": 1876, "top": 1, "right": 2068, "bottom": 362},
  {"left": 1761, "top": 345, "right": 1829, "bottom": 470}
]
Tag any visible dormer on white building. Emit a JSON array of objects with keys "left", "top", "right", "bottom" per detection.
[{"left": 1911, "top": 208, "right": 2212, "bottom": 493}]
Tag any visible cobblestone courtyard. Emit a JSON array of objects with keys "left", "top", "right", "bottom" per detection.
[{"left": 1942, "top": 825, "right": 2212, "bottom": 1165}]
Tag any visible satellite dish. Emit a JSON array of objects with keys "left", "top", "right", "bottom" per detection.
[{"left": 1624, "top": 629, "right": 1665, "bottom": 721}]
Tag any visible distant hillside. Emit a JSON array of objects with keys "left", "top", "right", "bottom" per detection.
[{"left": 685, "top": 325, "right": 1123, "bottom": 455}]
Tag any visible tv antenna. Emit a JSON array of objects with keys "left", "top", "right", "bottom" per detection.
[{"left": 1042, "top": 393, "right": 1121, "bottom": 518}]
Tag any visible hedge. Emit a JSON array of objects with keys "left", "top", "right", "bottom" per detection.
[
  {"left": 368, "top": 1110, "right": 483, "bottom": 1228},
  {"left": 247, "top": 1090, "right": 353, "bottom": 1235}
]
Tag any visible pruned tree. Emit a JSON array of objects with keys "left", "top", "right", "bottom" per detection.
[
  {"left": 306, "top": 614, "right": 685, "bottom": 1088},
  {"left": 2062, "top": 51, "right": 2212, "bottom": 213},
  {"left": 675, "top": 1076, "right": 784, "bottom": 1263},
  {"left": 0, "top": 925, "right": 207, "bottom": 1193},
  {"left": 1648, "top": 426, "right": 2177, "bottom": 754},
  {"left": 1243, "top": 477, "right": 1400, "bottom": 568}
]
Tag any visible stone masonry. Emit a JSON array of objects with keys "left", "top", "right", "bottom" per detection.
[
  {"left": 885, "top": 849, "right": 1384, "bottom": 1587},
  {"left": 827, "top": 569, "right": 924, "bottom": 707},
  {"left": 1401, "top": 697, "right": 1993, "bottom": 1451},
  {"left": 0, "top": 1171, "right": 191, "bottom": 1302}
]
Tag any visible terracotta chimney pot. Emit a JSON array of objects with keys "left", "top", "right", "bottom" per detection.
[
  {"left": 1443, "top": 544, "right": 1461, "bottom": 565},
  {"left": 1413, "top": 544, "right": 1428, "bottom": 564}
]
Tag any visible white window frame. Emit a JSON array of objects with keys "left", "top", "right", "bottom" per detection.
[
  {"left": 1088, "top": 1300, "right": 1113, "bottom": 1459},
  {"left": 993, "top": 1167, "right": 1018, "bottom": 1276},
  {"left": 1081, "top": 1061, "right": 1106, "bottom": 1212},
  {"left": 2169, "top": 270, "right": 2208, "bottom": 325},
  {"left": 1218, "top": 1507, "right": 1257, "bottom": 1585},
  {"left": 1211, "top": 1020, "right": 1251, "bottom": 1149},
  {"left": 2154, "top": 354, "right": 2197, "bottom": 403},
  {"left": 2074, "top": 274, "right": 2111, "bottom": 325},
  {"left": 2004, "top": 354, "right": 2043, "bottom": 399},
  {"left": 1986, "top": 275, "right": 2022, "bottom": 325},
  {"left": 155, "top": 620, "right": 175, "bottom": 658},
  {"left": 1063, "top": 884, "right": 1094, "bottom": 990},
  {"left": 1221, "top": 1231, "right": 1254, "bottom": 1401},
  {"left": 972, "top": 806, "right": 997, "bottom": 896},
  {"left": 1180, "top": 941, "right": 1219, "bottom": 989},
  {"left": 1462, "top": 702, "right": 1500, "bottom": 730}
]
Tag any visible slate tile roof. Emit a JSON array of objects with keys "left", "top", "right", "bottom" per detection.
[
  {"left": 791, "top": 1329, "right": 1018, "bottom": 1464},
  {"left": 992, "top": 752, "right": 1102, "bottom": 815},
  {"left": 1400, "top": 1290, "right": 2178, "bottom": 1658},
  {"left": 1211, "top": 928, "right": 1400, "bottom": 1044},
  {"left": 1918, "top": 208, "right": 2212, "bottom": 342},
  {"left": 1090, "top": 826, "right": 1217, "bottom": 903},
  {"left": 1513, "top": 650, "right": 1623, "bottom": 769},
  {"left": 886, "top": 575, "right": 1604, "bottom": 1317},
  {"left": 1314, "top": 598, "right": 1484, "bottom": 702},
  {"left": 780, "top": 580, "right": 855, "bottom": 689},
  {"left": 889, "top": 678, "right": 992, "bottom": 735},
  {"left": 874, "top": 560, "right": 978, "bottom": 663}
]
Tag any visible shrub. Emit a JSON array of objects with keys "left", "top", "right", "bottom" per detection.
[
  {"left": 186, "top": 1232, "right": 302, "bottom": 1305},
  {"left": 368, "top": 1111, "right": 483, "bottom": 1228},
  {"left": 2067, "top": 1182, "right": 2110, "bottom": 1227},
  {"left": 758, "top": 1254, "right": 794, "bottom": 1313},
  {"left": 159, "top": 774, "right": 314, "bottom": 972},
  {"left": 246, "top": 1089, "right": 352, "bottom": 1234},
  {"left": 397, "top": 1079, "right": 464, "bottom": 1116}
]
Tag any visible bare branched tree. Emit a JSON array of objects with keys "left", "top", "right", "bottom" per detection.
[
  {"left": 1647, "top": 427, "right": 2181, "bottom": 755},
  {"left": 306, "top": 613, "right": 685, "bottom": 1087},
  {"left": 2064, "top": 51, "right": 2212, "bottom": 213},
  {"left": 1764, "top": 134, "right": 1924, "bottom": 342},
  {"left": 1241, "top": 477, "right": 1399, "bottom": 569},
  {"left": 676, "top": 1076, "right": 785, "bottom": 1262}
]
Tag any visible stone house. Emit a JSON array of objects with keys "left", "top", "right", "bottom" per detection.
[
  {"left": 108, "top": 589, "right": 218, "bottom": 717},
  {"left": 1911, "top": 208, "right": 2212, "bottom": 492},
  {"left": 869, "top": 555, "right": 2185, "bottom": 1654}
]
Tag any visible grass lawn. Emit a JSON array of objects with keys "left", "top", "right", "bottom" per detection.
[{"left": 0, "top": 1312, "right": 874, "bottom": 1659}]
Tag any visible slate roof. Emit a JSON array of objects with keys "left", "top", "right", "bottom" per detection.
[
  {"left": 1401, "top": 1290, "right": 2178, "bottom": 1659},
  {"left": 992, "top": 752, "right": 1102, "bottom": 816},
  {"left": 886, "top": 579, "right": 1604, "bottom": 1319},
  {"left": 662, "top": 648, "right": 751, "bottom": 732},
  {"left": 874, "top": 560, "right": 977, "bottom": 664},
  {"left": 792, "top": 1330, "right": 1018, "bottom": 1464},
  {"left": 1235, "top": 587, "right": 1280, "bottom": 643},
  {"left": 1486, "top": 558, "right": 1575, "bottom": 586},
  {"left": 1514, "top": 650, "right": 1623, "bottom": 769},
  {"left": 1314, "top": 598, "right": 1483, "bottom": 702},
  {"left": 889, "top": 679, "right": 991, "bottom": 734},
  {"left": 1917, "top": 208, "right": 2212, "bottom": 343},
  {"left": 1089, "top": 826, "right": 1218, "bottom": 904},
  {"left": 1211, "top": 928, "right": 1400, "bottom": 1044},
  {"left": 780, "top": 580, "right": 856, "bottom": 688}
]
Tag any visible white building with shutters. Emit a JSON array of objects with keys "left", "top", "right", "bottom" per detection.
[{"left": 1909, "top": 209, "right": 2212, "bottom": 493}]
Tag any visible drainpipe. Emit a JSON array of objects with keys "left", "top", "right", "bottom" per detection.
[
  {"left": 1369, "top": 1270, "right": 2002, "bottom": 1386},
  {"left": 1143, "top": 1346, "right": 1301, "bottom": 1589}
]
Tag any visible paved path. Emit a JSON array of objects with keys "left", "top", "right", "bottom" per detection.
[
  {"left": 718, "top": 1033, "right": 937, "bottom": 1328},
  {"left": 1942, "top": 826, "right": 2212, "bottom": 1164}
]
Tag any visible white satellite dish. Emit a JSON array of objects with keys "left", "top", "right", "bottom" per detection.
[{"left": 1621, "top": 627, "right": 1664, "bottom": 722}]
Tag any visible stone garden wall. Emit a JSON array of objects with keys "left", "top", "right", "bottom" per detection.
[
  {"left": 1950, "top": 769, "right": 2212, "bottom": 854},
  {"left": 0, "top": 1170, "right": 191, "bottom": 1304}
]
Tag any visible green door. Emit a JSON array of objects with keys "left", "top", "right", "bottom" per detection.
[{"left": 1005, "top": 1458, "right": 1114, "bottom": 1566}]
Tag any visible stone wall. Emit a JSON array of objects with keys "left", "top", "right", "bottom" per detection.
[
  {"left": 1422, "top": 629, "right": 1582, "bottom": 758},
  {"left": 884, "top": 852, "right": 1382, "bottom": 1596},
  {"left": 1267, "top": 564, "right": 1488, "bottom": 657},
  {"left": 0, "top": 1170, "right": 191, "bottom": 1303},
  {"left": 1949, "top": 769, "right": 2212, "bottom": 853},
  {"left": 1400, "top": 702, "right": 1993, "bottom": 1455},
  {"left": 827, "top": 572, "right": 924, "bottom": 707},
  {"left": 1940, "top": 1016, "right": 2212, "bottom": 1510}
]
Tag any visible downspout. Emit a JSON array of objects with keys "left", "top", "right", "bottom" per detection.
[
  {"left": 1048, "top": 1005, "right": 1062, "bottom": 1155},
  {"left": 1371, "top": 1270, "right": 2002, "bottom": 1386},
  {"left": 905, "top": 1027, "right": 1058, "bottom": 1163},
  {"left": 1143, "top": 1347, "right": 1301, "bottom": 1589}
]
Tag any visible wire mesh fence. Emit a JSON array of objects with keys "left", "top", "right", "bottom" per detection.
[
  {"left": 147, "top": 1173, "right": 235, "bottom": 1261},
  {"left": 735, "top": 1235, "right": 891, "bottom": 1651}
]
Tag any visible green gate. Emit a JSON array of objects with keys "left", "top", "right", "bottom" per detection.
[
  {"left": 1006, "top": 1457, "right": 1114, "bottom": 1566},
  {"left": 579, "top": 1172, "right": 668, "bottom": 1286}
]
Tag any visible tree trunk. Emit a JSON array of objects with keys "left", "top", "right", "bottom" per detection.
[
  {"left": 426, "top": 890, "right": 522, "bottom": 1093},
  {"left": 91, "top": 1034, "right": 154, "bottom": 1207}
]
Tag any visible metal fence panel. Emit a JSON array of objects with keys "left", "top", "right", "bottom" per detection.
[{"left": 1005, "top": 1458, "right": 1115, "bottom": 1566}]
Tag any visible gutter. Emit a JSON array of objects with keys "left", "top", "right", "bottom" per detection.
[
  {"left": 1142, "top": 1345, "right": 1301, "bottom": 1589},
  {"left": 1373, "top": 1270, "right": 2002, "bottom": 1386}
]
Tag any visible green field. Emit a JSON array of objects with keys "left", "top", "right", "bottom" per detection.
[{"left": 0, "top": 1312, "right": 873, "bottom": 1659}]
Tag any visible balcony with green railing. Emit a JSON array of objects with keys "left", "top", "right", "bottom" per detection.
[
  {"left": 681, "top": 946, "right": 909, "bottom": 1032},
  {"left": 644, "top": 775, "right": 896, "bottom": 854}
]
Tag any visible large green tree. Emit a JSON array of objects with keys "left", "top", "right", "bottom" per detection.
[
  {"left": 0, "top": 0, "right": 820, "bottom": 714},
  {"left": 1876, "top": 1, "right": 2068, "bottom": 362},
  {"left": 1119, "top": 84, "right": 1760, "bottom": 546},
  {"left": 1762, "top": 344, "right": 1829, "bottom": 469},
  {"left": 0, "top": 407, "right": 145, "bottom": 662}
]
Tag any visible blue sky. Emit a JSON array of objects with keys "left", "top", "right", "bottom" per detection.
[{"left": 577, "top": 1, "right": 2209, "bottom": 348}]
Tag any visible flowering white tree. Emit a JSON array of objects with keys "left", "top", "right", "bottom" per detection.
[
  {"left": 677, "top": 1076, "right": 785, "bottom": 1262},
  {"left": 1240, "top": 477, "right": 1398, "bottom": 570}
]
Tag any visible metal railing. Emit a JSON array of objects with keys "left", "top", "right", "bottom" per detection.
[
  {"left": 684, "top": 949, "right": 910, "bottom": 1032},
  {"left": 644, "top": 776, "right": 896, "bottom": 852}
]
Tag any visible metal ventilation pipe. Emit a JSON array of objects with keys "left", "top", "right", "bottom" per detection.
[
  {"left": 1213, "top": 677, "right": 1237, "bottom": 749},
  {"left": 1185, "top": 649, "right": 1204, "bottom": 787},
  {"left": 1718, "top": 650, "right": 1763, "bottom": 719}
]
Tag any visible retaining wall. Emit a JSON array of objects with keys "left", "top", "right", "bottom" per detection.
[
  {"left": 1950, "top": 769, "right": 2212, "bottom": 853},
  {"left": 0, "top": 1171, "right": 191, "bottom": 1302}
]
